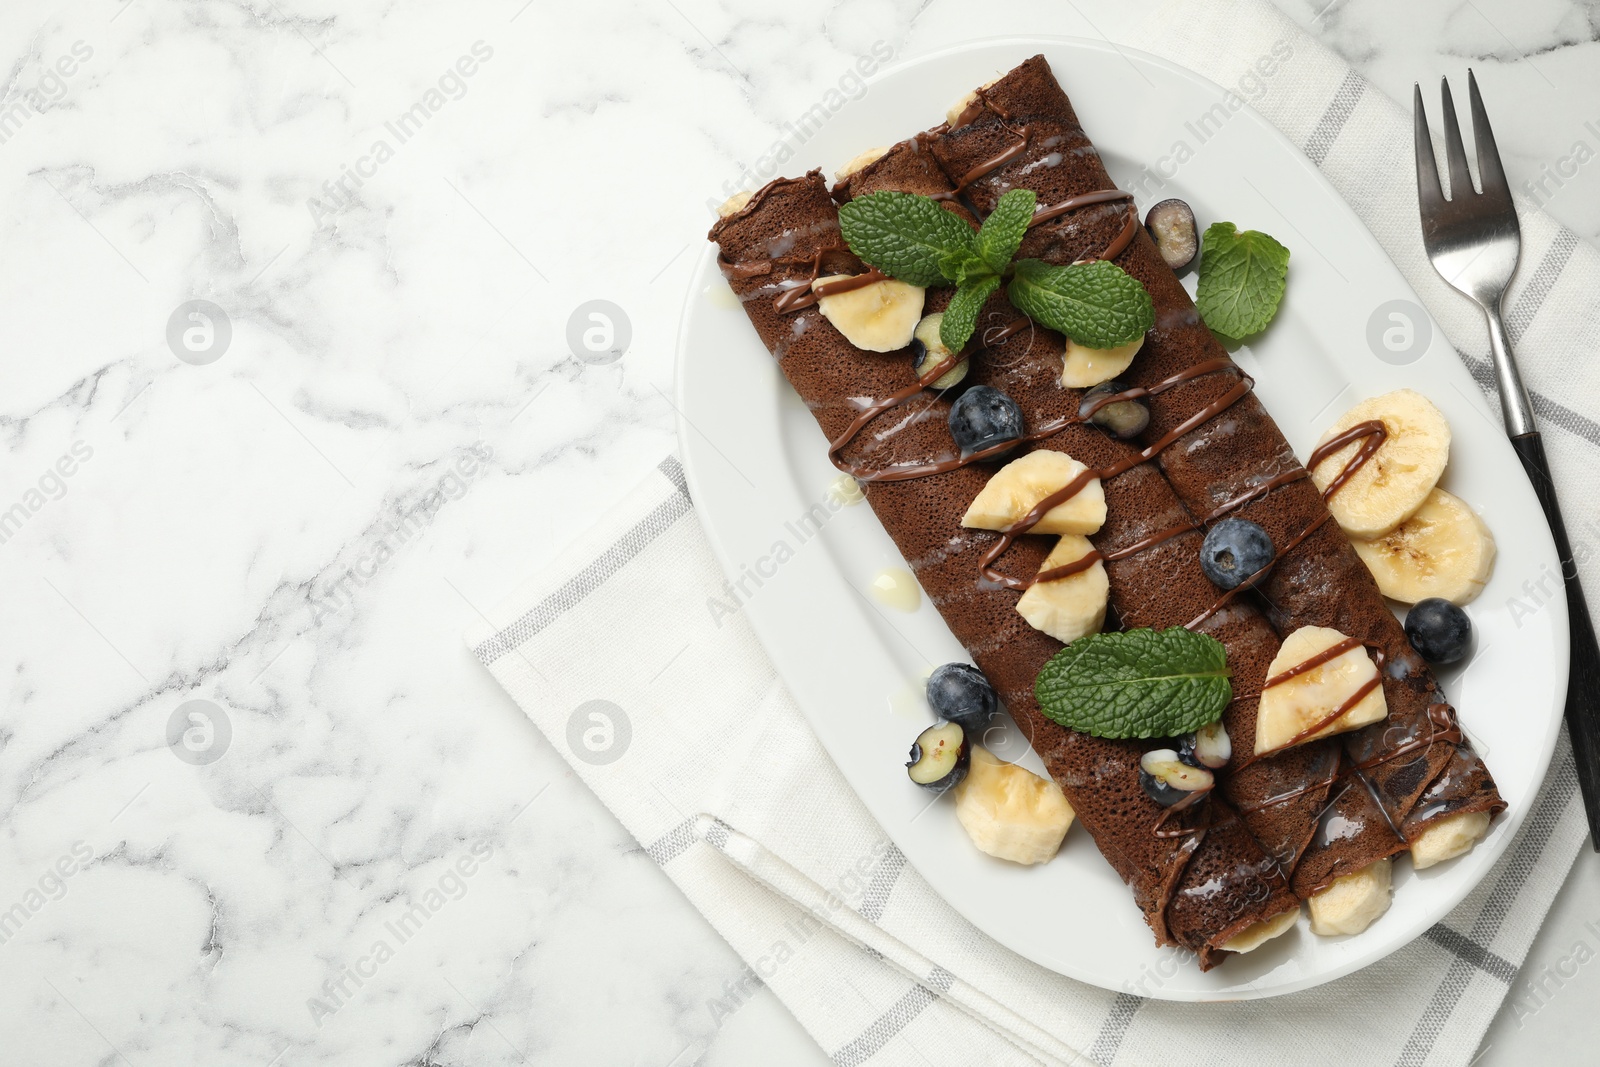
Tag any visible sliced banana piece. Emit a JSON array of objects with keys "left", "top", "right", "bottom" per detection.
[
  {"left": 1410, "top": 810, "right": 1491, "bottom": 869},
  {"left": 836, "top": 146, "right": 889, "bottom": 183},
  {"left": 961, "top": 450, "right": 1106, "bottom": 535},
  {"left": 1309, "top": 859, "right": 1393, "bottom": 936},
  {"left": 717, "top": 191, "right": 753, "bottom": 218},
  {"left": 1310, "top": 389, "right": 1450, "bottom": 539},
  {"left": 1256, "top": 626, "right": 1387, "bottom": 755},
  {"left": 953, "top": 746, "right": 1075, "bottom": 864},
  {"left": 1223, "top": 904, "right": 1301, "bottom": 953},
  {"left": 815, "top": 274, "right": 925, "bottom": 352},
  {"left": 1350, "top": 488, "right": 1495, "bottom": 605},
  {"left": 1015, "top": 535, "right": 1108, "bottom": 644},
  {"left": 911, "top": 312, "right": 968, "bottom": 388},
  {"left": 1060, "top": 336, "right": 1143, "bottom": 389},
  {"left": 946, "top": 78, "right": 999, "bottom": 127}
]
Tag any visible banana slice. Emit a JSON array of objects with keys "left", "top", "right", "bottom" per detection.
[
  {"left": 836, "top": 146, "right": 889, "bottom": 183},
  {"left": 953, "top": 746, "right": 1075, "bottom": 864},
  {"left": 1256, "top": 626, "right": 1387, "bottom": 755},
  {"left": 1060, "top": 336, "right": 1144, "bottom": 388},
  {"left": 1309, "top": 859, "right": 1393, "bottom": 936},
  {"left": 1310, "top": 389, "right": 1450, "bottom": 539},
  {"left": 717, "top": 191, "right": 753, "bottom": 218},
  {"left": 1015, "top": 535, "right": 1108, "bottom": 644},
  {"left": 1350, "top": 488, "right": 1495, "bottom": 605},
  {"left": 1410, "top": 810, "right": 1491, "bottom": 869},
  {"left": 961, "top": 451, "right": 1106, "bottom": 535},
  {"left": 815, "top": 274, "right": 925, "bottom": 352},
  {"left": 1223, "top": 905, "right": 1301, "bottom": 953},
  {"left": 946, "top": 79, "right": 999, "bottom": 128}
]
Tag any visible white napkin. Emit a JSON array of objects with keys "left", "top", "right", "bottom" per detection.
[{"left": 467, "top": 2, "right": 1597, "bottom": 1062}]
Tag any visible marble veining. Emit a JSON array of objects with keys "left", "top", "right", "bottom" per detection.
[{"left": 1, "top": 0, "right": 1598, "bottom": 1063}]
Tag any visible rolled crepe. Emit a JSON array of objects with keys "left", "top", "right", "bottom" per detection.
[
  {"left": 836, "top": 141, "right": 1347, "bottom": 886},
  {"left": 928, "top": 56, "right": 1504, "bottom": 882},
  {"left": 709, "top": 170, "right": 1299, "bottom": 966}
]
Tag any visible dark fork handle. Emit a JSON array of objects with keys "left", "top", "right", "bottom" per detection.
[{"left": 1511, "top": 430, "right": 1600, "bottom": 848}]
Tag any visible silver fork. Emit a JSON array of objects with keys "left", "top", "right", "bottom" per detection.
[{"left": 1415, "top": 71, "right": 1600, "bottom": 848}]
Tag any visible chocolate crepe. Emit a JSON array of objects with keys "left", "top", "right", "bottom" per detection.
[
  {"left": 709, "top": 170, "right": 1300, "bottom": 966},
  {"left": 836, "top": 140, "right": 1346, "bottom": 885},
  {"left": 928, "top": 56, "right": 1503, "bottom": 880}
]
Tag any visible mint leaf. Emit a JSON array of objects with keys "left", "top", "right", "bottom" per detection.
[
  {"left": 939, "top": 248, "right": 991, "bottom": 287},
  {"left": 976, "top": 189, "right": 1036, "bottom": 275},
  {"left": 1007, "top": 258, "right": 1155, "bottom": 349},
  {"left": 838, "top": 191, "right": 977, "bottom": 288},
  {"left": 1195, "top": 222, "right": 1289, "bottom": 341},
  {"left": 940, "top": 275, "right": 1003, "bottom": 352},
  {"left": 1034, "top": 628, "right": 1231, "bottom": 739}
]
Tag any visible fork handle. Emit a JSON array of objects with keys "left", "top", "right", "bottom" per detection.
[
  {"left": 1487, "top": 305, "right": 1537, "bottom": 437},
  {"left": 1510, "top": 429, "right": 1600, "bottom": 849}
]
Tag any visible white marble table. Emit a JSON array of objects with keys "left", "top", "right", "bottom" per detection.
[{"left": 4, "top": 0, "right": 1598, "bottom": 1063}]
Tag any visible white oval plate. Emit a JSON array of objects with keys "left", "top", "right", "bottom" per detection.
[{"left": 674, "top": 38, "right": 1566, "bottom": 1000}]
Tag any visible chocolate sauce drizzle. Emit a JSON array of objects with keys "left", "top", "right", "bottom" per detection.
[
  {"left": 774, "top": 263, "right": 890, "bottom": 314},
  {"left": 1234, "top": 701, "right": 1463, "bottom": 844},
  {"left": 811, "top": 181, "right": 1151, "bottom": 485},
  {"left": 924, "top": 85, "right": 1466, "bottom": 914},
  {"left": 977, "top": 362, "right": 1252, "bottom": 594},
  {"left": 1232, "top": 637, "right": 1383, "bottom": 775},
  {"left": 724, "top": 95, "right": 1465, "bottom": 923},
  {"left": 1205, "top": 419, "right": 1465, "bottom": 837}
]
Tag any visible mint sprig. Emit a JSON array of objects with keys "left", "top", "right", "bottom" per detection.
[
  {"left": 1009, "top": 259, "right": 1155, "bottom": 350},
  {"left": 1195, "top": 222, "right": 1289, "bottom": 341},
  {"left": 1034, "top": 628, "right": 1231, "bottom": 739},
  {"left": 837, "top": 188, "right": 1154, "bottom": 355}
]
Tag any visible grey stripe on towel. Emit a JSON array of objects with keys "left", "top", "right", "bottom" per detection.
[
  {"left": 857, "top": 844, "right": 907, "bottom": 925},
  {"left": 1505, "top": 230, "right": 1579, "bottom": 347},
  {"left": 1394, "top": 734, "right": 1578, "bottom": 1066},
  {"left": 1456, "top": 351, "right": 1600, "bottom": 450},
  {"left": 832, "top": 969, "right": 954, "bottom": 1067},
  {"left": 1304, "top": 70, "right": 1367, "bottom": 166},
  {"left": 1088, "top": 992, "right": 1143, "bottom": 1066},
  {"left": 474, "top": 456, "right": 691, "bottom": 665},
  {"left": 646, "top": 817, "right": 700, "bottom": 867},
  {"left": 1423, "top": 925, "right": 1518, "bottom": 984}
]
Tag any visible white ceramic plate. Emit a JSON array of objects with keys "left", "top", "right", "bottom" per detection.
[{"left": 674, "top": 38, "right": 1567, "bottom": 1000}]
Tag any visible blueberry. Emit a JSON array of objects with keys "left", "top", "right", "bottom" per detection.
[
  {"left": 1139, "top": 748, "right": 1214, "bottom": 807},
  {"left": 1199, "top": 518, "right": 1275, "bottom": 591},
  {"left": 906, "top": 721, "right": 969, "bottom": 793},
  {"left": 1404, "top": 598, "right": 1472, "bottom": 664},
  {"left": 947, "top": 385, "right": 1024, "bottom": 460},
  {"left": 1078, "top": 380, "right": 1149, "bottom": 439},
  {"left": 926, "top": 662, "right": 998, "bottom": 731}
]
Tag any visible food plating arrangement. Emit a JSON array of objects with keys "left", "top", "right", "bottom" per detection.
[{"left": 707, "top": 55, "right": 1505, "bottom": 971}]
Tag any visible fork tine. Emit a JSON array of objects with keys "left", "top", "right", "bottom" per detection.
[
  {"left": 1413, "top": 83, "right": 1445, "bottom": 214},
  {"left": 1439, "top": 77, "right": 1476, "bottom": 198},
  {"left": 1466, "top": 69, "right": 1511, "bottom": 200}
]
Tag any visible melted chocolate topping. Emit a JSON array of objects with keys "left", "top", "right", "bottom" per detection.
[
  {"left": 769, "top": 251, "right": 891, "bottom": 314},
  {"left": 722, "top": 101, "right": 1460, "bottom": 885}
]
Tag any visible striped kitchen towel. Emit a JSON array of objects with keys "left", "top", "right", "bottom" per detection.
[
  {"left": 466, "top": 457, "right": 1583, "bottom": 1067},
  {"left": 465, "top": 2, "right": 1594, "bottom": 1063}
]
